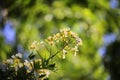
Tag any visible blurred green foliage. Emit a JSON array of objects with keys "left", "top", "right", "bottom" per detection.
[{"left": 0, "top": 0, "right": 120, "bottom": 80}]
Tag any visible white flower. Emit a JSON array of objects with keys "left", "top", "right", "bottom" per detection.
[
  {"left": 16, "top": 53, "right": 22, "bottom": 58},
  {"left": 11, "top": 55, "right": 15, "bottom": 58},
  {"left": 29, "top": 41, "right": 39, "bottom": 50},
  {"left": 76, "top": 37, "right": 82, "bottom": 45},
  {"left": 18, "top": 63, "right": 23, "bottom": 68},
  {"left": 72, "top": 46, "right": 78, "bottom": 52},
  {"left": 24, "top": 60, "right": 29, "bottom": 66},
  {"left": 7, "top": 59, "right": 13, "bottom": 64},
  {"left": 72, "top": 46, "right": 78, "bottom": 56},
  {"left": 62, "top": 49, "right": 67, "bottom": 59},
  {"left": 63, "top": 49, "right": 67, "bottom": 54},
  {"left": 40, "top": 41, "right": 45, "bottom": 47},
  {"left": 60, "top": 28, "right": 70, "bottom": 33},
  {"left": 45, "top": 70, "right": 50, "bottom": 77}
]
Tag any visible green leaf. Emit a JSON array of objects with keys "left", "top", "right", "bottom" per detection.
[
  {"left": 33, "top": 61, "right": 40, "bottom": 69},
  {"left": 28, "top": 52, "right": 35, "bottom": 60},
  {"left": 39, "top": 74, "right": 46, "bottom": 78},
  {"left": 48, "top": 63, "right": 55, "bottom": 70}
]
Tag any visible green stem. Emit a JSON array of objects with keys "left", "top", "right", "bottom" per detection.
[
  {"left": 36, "top": 50, "right": 43, "bottom": 60},
  {"left": 46, "top": 42, "right": 68, "bottom": 62}
]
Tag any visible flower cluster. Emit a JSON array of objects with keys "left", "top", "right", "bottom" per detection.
[
  {"left": 0, "top": 28, "right": 82, "bottom": 80},
  {"left": 29, "top": 41, "right": 40, "bottom": 50},
  {"left": 5, "top": 53, "right": 23, "bottom": 70},
  {"left": 3, "top": 53, "right": 50, "bottom": 80},
  {"left": 45, "top": 28, "right": 82, "bottom": 59}
]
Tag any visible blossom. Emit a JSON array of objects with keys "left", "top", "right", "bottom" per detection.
[
  {"left": 45, "top": 70, "right": 50, "bottom": 77},
  {"left": 6, "top": 59, "right": 13, "bottom": 64},
  {"left": 11, "top": 55, "right": 15, "bottom": 59},
  {"left": 72, "top": 46, "right": 79, "bottom": 56},
  {"left": 15, "top": 53, "right": 22, "bottom": 58},
  {"left": 71, "top": 32, "right": 78, "bottom": 38},
  {"left": 40, "top": 41, "right": 45, "bottom": 47},
  {"left": 24, "top": 60, "right": 33, "bottom": 73},
  {"left": 38, "top": 69, "right": 50, "bottom": 78},
  {"left": 60, "top": 28, "right": 70, "bottom": 33},
  {"left": 47, "top": 36, "right": 53, "bottom": 42},
  {"left": 29, "top": 41, "right": 39, "bottom": 50},
  {"left": 62, "top": 49, "right": 67, "bottom": 59},
  {"left": 13, "top": 58, "right": 20, "bottom": 64},
  {"left": 76, "top": 37, "right": 82, "bottom": 46},
  {"left": 46, "top": 36, "right": 55, "bottom": 46},
  {"left": 0, "top": 28, "right": 83, "bottom": 80}
]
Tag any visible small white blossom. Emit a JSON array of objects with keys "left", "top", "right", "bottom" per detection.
[
  {"left": 76, "top": 37, "right": 82, "bottom": 46},
  {"left": 45, "top": 70, "right": 50, "bottom": 77},
  {"left": 63, "top": 49, "right": 67, "bottom": 54},
  {"left": 11, "top": 55, "right": 15, "bottom": 58},
  {"left": 16, "top": 53, "right": 22, "bottom": 58},
  {"left": 18, "top": 63, "right": 23, "bottom": 68},
  {"left": 24, "top": 60, "right": 29, "bottom": 66},
  {"left": 7, "top": 59, "right": 13, "bottom": 64},
  {"left": 72, "top": 46, "right": 78, "bottom": 52},
  {"left": 72, "top": 46, "right": 79, "bottom": 56},
  {"left": 62, "top": 49, "right": 67, "bottom": 59},
  {"left": 40, "top": 41, "right": 45, "bottom": 47}
]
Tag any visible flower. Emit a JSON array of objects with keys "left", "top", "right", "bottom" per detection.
[
  {"left": 38, "top": 69, "right": 50, "bottom": 78},
  {"left": 76, "top": 37, "right": 82, "bottom": 46},
  {"left": 40, "top": 41, "right": 45, "bottom": 47},
  {"left": 71, "top": 32, "right": 78, "bottom": 38},
  {"left": 60, "top": 28, "right": 70, "bottom": 33},
  {"left": 18, "top": 63, "right": 23, "bottom": 68},
  {"left": 6, "top": 59, "right": 13, "bottom": 64},
  {"left": 72, "top": 46, "right": 79, "bottom": 56},
  {"left": 72, "top": 46, "right": 78, "bottom": 51},
  {"left": 47, "top": 36, "right": 53, "bottom": 42},
  {"left": 1, "top": 28, "right": 83, "bottom": 80},
  {"left": 24, "top": 60, "right": 33, "bottom": 73},
  {"left": 29, "top": 41, "right": 39, "bottom": 50},
  {"left": 13, "top": 58, "right": 20, "bottom": 64},
  {"left": 45, "top": 70, "right": 50, "bottom": 77},
  {"left": 46, "top": 36, "right": 55, "bottom": 46},
  {"left": 15, "top": 53, "right": 22, "bottom": 58},
  {"left": 11, "top": 55, "right": 15, "bottom": 59},
  {"left": 62, "top": 49, "right": 67, "bottom": 59}
]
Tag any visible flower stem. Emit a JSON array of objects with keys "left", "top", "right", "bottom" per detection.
[{"left": 46, "top": 42, "right": 68, "bottom": 62}]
